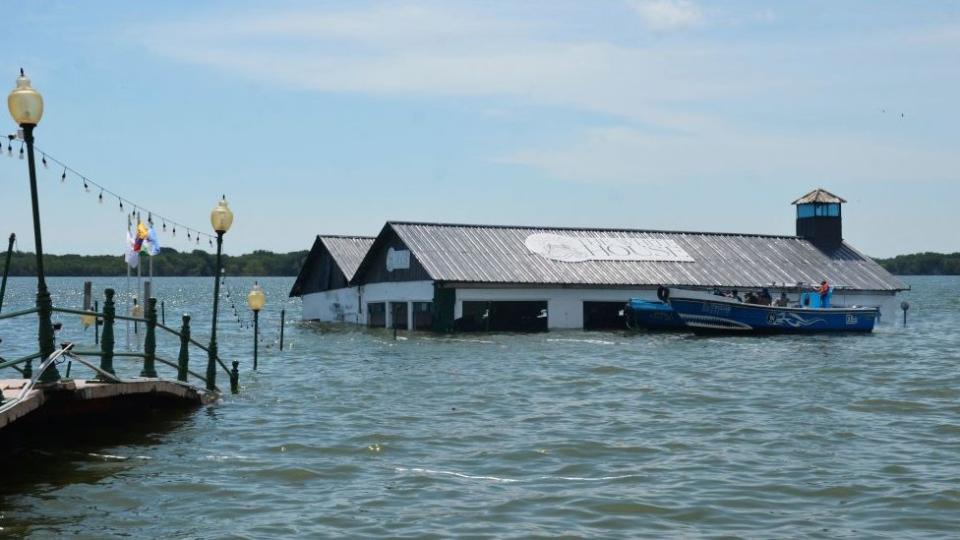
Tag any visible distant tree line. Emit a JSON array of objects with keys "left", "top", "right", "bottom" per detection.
[
  {"left": 873, "top": 252, "right": 960, "bottom": 276},
  {"left": 1, "top": 248, "right": 309, "bottom": 277},
  {"left": 1, "top": 248, "right": 957, "bottom": 277}
]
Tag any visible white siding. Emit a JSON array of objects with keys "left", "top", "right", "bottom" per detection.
[
  {"left": 302, "top": 287, "right": 362, "bottom": 323},
  {"left": 303, "top": 282, "right": 899, "bottom": 329}
]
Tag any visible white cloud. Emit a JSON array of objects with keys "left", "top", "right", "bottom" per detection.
[
  {"left": 499, "top": 126, "right": 959, "bottom": 185},
  {"left": 136, "top": 4, "right": 766, "bottom": 129},
  {"left": 134, "top": 3, "right": 959, "bottom": 187},
  {"left": 628, "top": 0, "right": 704, "bottom": 30}
]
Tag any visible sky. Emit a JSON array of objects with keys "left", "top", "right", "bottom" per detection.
[{"left": 1, "top": 0, "right": 958, "bottom": 257}]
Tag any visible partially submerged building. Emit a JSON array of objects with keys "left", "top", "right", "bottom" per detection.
[
  {"left": 291, "top": 190, "right": 907, "bottom": 331},
  {"left": 288, "top": 235, "right": 374, "bottom": 322}
]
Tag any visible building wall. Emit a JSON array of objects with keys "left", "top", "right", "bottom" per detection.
[
  {"left": 305, "top": 281, "right": 900, "bottom": 329},
  {"left": 360, "top": 280, "right": 435, "bottom": 327},
  {"left": 454, "top": 287, "right": 659, "bottom": 329},
  {"left": 302, "top": 287, "right": 362, "bottom": 323}
]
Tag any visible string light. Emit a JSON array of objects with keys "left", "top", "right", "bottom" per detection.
[{"left": 8, "top": 141, "right": 219, "bottom": 248}]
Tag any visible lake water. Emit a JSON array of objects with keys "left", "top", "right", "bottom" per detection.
[{"left": 0, "top": 276, "right": 958, "bottom": 538}]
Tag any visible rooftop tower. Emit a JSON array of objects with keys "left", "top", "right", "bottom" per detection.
[{"left": 792, "top": 188, "right": 846, "bottom": 250}]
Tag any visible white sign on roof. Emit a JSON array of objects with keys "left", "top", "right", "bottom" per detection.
[{"left": 524, "top": 233, "right": 694, "bottom": 263}]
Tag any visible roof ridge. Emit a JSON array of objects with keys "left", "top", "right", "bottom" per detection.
[
  {"left": 386, "top": 220, "right": 801, "bottom": 240},
  {"left": 318, "top": 234, "right": 376, "bottom": 240}
]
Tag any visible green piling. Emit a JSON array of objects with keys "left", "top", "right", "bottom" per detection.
[
  {"left": 0, "top": 233, "right": 14, "bottom": 314},
  {"left": 100, "top": 288, "right": 116, "bottom": 379},
  {"left": 230, "top": 360, "right": 239, "bottom": 394},
  {"left": 177, "top": 315, "right": 191, "bottom": 382},
  {"left": 140, "top": 298, "right": 158, "bottom": 377}
]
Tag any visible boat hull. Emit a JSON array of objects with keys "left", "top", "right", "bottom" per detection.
[
  {"left": 667, "top": 292, "right": 878, "bottom": 333},
  {"left": 624, "top": 299, "right": 687, "bottom": 330}
]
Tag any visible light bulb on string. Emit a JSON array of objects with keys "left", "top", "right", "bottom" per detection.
[
  {"left": 83, "top": 178, "right": 90, "bottom": 192},
  {"left": 162, "top": 221, "right": 167, "bottom": 232},
  {"left": 119, "top": 199, "right": 124, "bottom": 211},
  {"left": 61, "top": 169, "right": 66, "bottom": 183},
  {"left": 18, "top": 142, "right": 24, "bottom": 160},
  {"left": 41, "top": 154, "right": 48, "bottom": 168},
  {"left": 196, "top": 235, "right": 200, "bottom": 245},
  {"left": 209, "top": 238, "right": 213, "bottom": 247},
  {"left": 5, "top": 139, "right": 11, "bottom": 156},
  {"left": 187, "top": 231, "right": 191, "bottom": 241},
  {"left": 98, "top": 190, "right": 104, "bottom": 204},
  {"left": 172, "top": 227, "right": 176, "bottom": 237}
]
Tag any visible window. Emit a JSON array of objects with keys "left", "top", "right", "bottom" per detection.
[
  {"left": 797, "top": 203, "right": 840, "bottom": 218},
  {"left": 412, "top": 302, "right": 433, "bottom": 330},
  {"left": 367, "top": 302, "right": 386, "bottom": 327}
]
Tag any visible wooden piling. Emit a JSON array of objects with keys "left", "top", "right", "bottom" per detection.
[
  {"left": 140, "top": 298, "right": 158, "bottom": 378},
  {"left": 279, "top": 309, "right": 286, "bottom": 351},
  {"left": 0, "top": 233, "right": 14, "bottom": 314},
  {"left": 177, "top": 315, "right": 191, "bottom": 382},
  {"left": 100, "top": 289, "right": 116, "bottom": 379}
]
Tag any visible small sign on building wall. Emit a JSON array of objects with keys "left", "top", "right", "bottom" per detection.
[
  {"left": 386, "top": 247, "right": 411, "bottom": 271},
  {"left": 524, "top": 233, "right": 694, "bottom": 263}
]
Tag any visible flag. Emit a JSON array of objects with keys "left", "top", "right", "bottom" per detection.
[
  {"left": 124, "top": 231, "right": 140, "bottom": 268},
  {"left": 144, "top": 225, "right": 161, "bottom": 256}
]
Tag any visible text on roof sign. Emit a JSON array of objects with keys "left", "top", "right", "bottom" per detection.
[{"left": 524, "top": 233, "right": 694, "bottom": 263}]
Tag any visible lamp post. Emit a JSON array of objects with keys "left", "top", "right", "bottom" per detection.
[
  {"left": 206, "top": 196, "right": 234, "bottom": 391},
  {"left": 247, "top": 282, "right": 265, "bottom": 370},
  {"left": 8, "top": 69, "right": 59, "bottom": 383}
]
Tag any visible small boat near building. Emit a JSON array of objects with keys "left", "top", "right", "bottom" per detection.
[{"left": 659, "top": 287, "right": 880, "bottom": 333}]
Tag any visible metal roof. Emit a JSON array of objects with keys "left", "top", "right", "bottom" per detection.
[
  {"left": 289, "top": 235, "right": 375, "bottom": 297},
  {"left": 792, "top": 188, "right": 847, "bottom": 204},
  {"left": 382, "top": 221, "right": 906, "bottom": 291},
  {"left": 319, "top": 235, "right": 375, "bottom": 280}
]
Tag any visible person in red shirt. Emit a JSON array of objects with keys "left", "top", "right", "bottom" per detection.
[{"left": 818, "top": 280, "right": 830, "bottom": 306}]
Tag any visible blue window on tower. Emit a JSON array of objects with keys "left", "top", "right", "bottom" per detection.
[{"left": 797, "top": 203, "right": 840, "bottom": 218}]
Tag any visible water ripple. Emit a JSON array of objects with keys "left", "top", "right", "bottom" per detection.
[{"left": 0, "top": 276, "right": 957, "bottom": 538}]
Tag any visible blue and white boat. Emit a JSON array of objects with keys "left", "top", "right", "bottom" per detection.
[
  {"left": 661, "top": 287, "right": 879, "bottom": 333},
  {"left": 623, "top": 298, "right": 686, "bottom": 330}
]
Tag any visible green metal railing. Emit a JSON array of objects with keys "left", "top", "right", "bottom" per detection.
[{"left": 0, "top": 288, "right": 238, "bottom": 397}]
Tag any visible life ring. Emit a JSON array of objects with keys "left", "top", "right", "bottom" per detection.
[{"left": 657, "top": 286, "right": 670, "bottom": 301}]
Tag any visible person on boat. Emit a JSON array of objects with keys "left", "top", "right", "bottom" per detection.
[
  {"left": 744, "top": 291, "right": 758, "bottom": 304},
  {"left": 818, "top": 280, "right": 830, "bottom": 307},
  {"left": 774, "top": 292, "right": 789, "bottom": 307},
  {"left": 757, "top": 288, "right": 772, "bottom": 306}
]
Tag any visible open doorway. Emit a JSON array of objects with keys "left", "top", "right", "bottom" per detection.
[
  {"left": 583, "top": 301, "right": 626, "bottom": 330},
  {"left": 457, "top": 301, "right": 548, "bottom": 332}
]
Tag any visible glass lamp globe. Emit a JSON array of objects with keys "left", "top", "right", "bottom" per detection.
[
  {"left": 8, "top": 69, "right": 43, "bottom": 125},
  {"left": 210, "top": 197, "right": 234, "bottom": 234},
  {"left": 247, "top": 282, "right": 266, "bottom": 312},
  {"left": 80, "top": 310, "right": 97, "bottom": 329}
]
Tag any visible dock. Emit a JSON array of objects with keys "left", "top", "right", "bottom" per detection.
[{"left": 1, "top": 378, "right": 211, "bottom": 432}]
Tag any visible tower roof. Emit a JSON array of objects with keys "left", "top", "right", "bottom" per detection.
[{"left": 792, "top": 188, "right": 846, "bottom": 205}]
